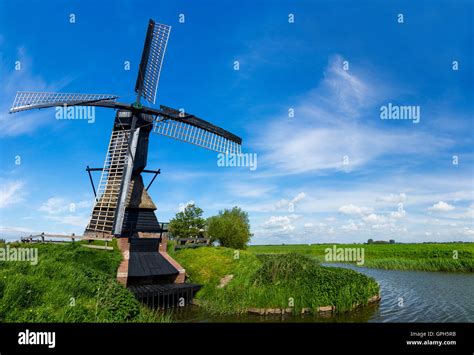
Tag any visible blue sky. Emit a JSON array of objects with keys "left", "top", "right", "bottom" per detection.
[{"left": 0, "top": 0, "right": 473, "bottom": 244}]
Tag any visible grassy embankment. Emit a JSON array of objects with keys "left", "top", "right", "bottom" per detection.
[
  {"left": 172, "top": 247, "right": 379, "bottom": 315},
  {"left": 248, "top": 243, "right": 474, "bottom": 272},
  {"left": 0, "top": 241, "right": 170, "bottom": 322}
]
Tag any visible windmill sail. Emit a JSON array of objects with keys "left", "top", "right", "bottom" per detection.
[
  {"left": 135, "top": 20, "right": 171, "bottom": 104},
  {"left": 153, "top": 119, "right": 242, "bottom": 155},
  {"left": 147, "top": 105, "right": 242, "bottom": 154},
  {"left": 85, "top": 127, "right": 139, "bottom": 236},
  {"left": 10, "top": 91, "right": 118, "bottom": 113}
]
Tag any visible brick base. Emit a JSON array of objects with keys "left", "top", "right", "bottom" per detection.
[
  {"left": 115, "top": 235, "right": 186, "bottom": 286},
  {"left": 158, "top": 234, "right": 186, "bottom": 283},
  {"left": 116, "top": 238, "right": 130, "bottom": 286}
]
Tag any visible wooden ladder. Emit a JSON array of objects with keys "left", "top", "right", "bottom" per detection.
[{"left": 85, "top": 129, "right": 131, "bottom": 235}]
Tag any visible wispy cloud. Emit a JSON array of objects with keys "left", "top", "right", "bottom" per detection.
[
  {"left": 253, "top": 55, "right": 453, "bottom": 176},
  {"left": 38, "top": 196, "right": 91, "bottom": 228},
  {"left": 338, "top": 204, "right": 373, "bottom": 215},
  {"left": 274, "top": 192, "right": 306, "bottom": 212},
  {"left": 0, "top": 180, "right": 25, "bottom": 208},
  {"left": 0, "top": 46, "right": 73, "bottom": 137}
]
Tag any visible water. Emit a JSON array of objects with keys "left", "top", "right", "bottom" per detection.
[
  {"left": 171, "top": 265, "right": 474, "bottom": 322},
  {"left": 326, "top": 264, "right": 474, "bottom": 322}
]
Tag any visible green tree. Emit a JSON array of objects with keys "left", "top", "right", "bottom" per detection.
[
  {"left": 169, "top": 204, "right": 206, "bottom": 239},
  {"left": 207, "top": 207, "right": 251, "bottom": 249}
]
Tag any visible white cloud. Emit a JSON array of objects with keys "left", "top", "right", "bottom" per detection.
[
  {"left": 390, "top": 204, "right": 406, "bottom": 219},
  {"left": 428, "top": 201, "right": 455, "bottom": 212},
  {"left": 275, "top": 192, "right": 307, "bottom": 212},
  {"left": 461, "top": 227, "right": 474, "bottom": 236},
  {"left": 254, "top": 55, "right": 452, "bottom": 176},
  {"left": 371, "top": 222, "right": 395, "bottom": 230},
  {"left": 39, "top": 197, "right": 91, "bottom": 214},
  {"left": 37, "top": 197, "right": 92, "bottom": 229},
  {"left": 465, "top": 205, "right": 474, "bottom": 218},
  {"left": 0, "top": 46, "right": 74, "bottom": 137},
  {"left": 39, "top": 197, "right": 70, "bottom": 214},
  {"left": 362, "top": 213, "right": 387, "bottom": 223},
  {"left": 262, "top": 214, "right": 300, "bottom": 232},
  {"left": 390, "top": 210, "right": 406, "bottom": 219},
  {"left": 45, "top": 215, "right": 89, "bottom": 227},
  {"left": 292, "top": 192, "right": 306, "bottom": 204},
  {"left": 377, "top": 193, "right": 407, "bottom": 203},
  {"left": 228, "top": 182, "right": 274, "bottom": 199},
  {"left": 341, "top": 221, "right": 359, "bottom": 231},
  {"left": 338, "top": 204, "right": 373, "bottom": 215},
  {"left": 455, "top": 204, "right": 474, "bottom": 219},
  {"left": 0, "top": 181, "right": 25, "bottom": 208}
]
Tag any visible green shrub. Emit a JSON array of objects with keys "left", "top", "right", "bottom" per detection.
[
  {"left": 207, "top": 207, "right": 251, "bottom": 249},
  {"left": 169, "top": 204, "right": 206, "bottom": 239}
]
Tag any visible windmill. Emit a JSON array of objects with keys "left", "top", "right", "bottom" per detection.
[{"left": 10, "top": 19, "right": 242, "bottom": 306}]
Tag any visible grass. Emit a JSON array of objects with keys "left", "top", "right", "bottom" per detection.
[
  {"left": 172, "top": 247, "right": 379, "bottom": 315},
  {"left": 0, "top": 241, "right": 170, "bottom": 322},
  {"left": 248, "top": 243, "right": 474, "bottom": 272}
]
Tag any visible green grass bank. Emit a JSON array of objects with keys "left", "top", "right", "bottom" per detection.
[
  {"left": 172, "top": 247, "right": 379, "bottom": 315},
  {"left": 248, "top": 243, "right": 474, "bottom": 272},
  {"left": 0, "top": 241, "right": 169, "bottom": 322}
]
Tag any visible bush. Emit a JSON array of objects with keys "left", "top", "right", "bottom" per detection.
[
  {"left": 207, "top": 207, "right": 251, "bottom": 249},
  {"left": 169, "top": 204, "right": 206, "bottom": 239}
]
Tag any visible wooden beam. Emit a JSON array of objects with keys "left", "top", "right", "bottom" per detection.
[{"left": 82, "top": 245, "right": 113, "bottom": 251}]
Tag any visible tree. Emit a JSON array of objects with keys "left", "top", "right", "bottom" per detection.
[
  {"left": 367, "top": 239, "right": 374, "bottom": 244},
  {"left": 207, "top": 206, "right": 251, "bottom": 249},
  {"left": 169, "top": 204, "right": 206, "bottom": 239}
]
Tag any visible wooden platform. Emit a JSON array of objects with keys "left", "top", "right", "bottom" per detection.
[{"left": 128, "top": 251, "right": 179, "bottom": 277}]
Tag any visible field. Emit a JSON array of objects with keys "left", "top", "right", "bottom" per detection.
[
  {"left": 5, "top": 241, "right": 463, "bottom": 322},
  {"left": 0, "top": 241, "right": 170, "bottom": 322},
  {"left": 172, "top": 247, "right": 379, "bottom": 315},
  {"left": 248, "top": 243, "right": 474, "bottom": 272}
]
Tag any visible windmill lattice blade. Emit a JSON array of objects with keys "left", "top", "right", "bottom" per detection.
[
  {"left": 153, "top": 119, "right": 242, "bottom": 155},
  {"left": 85, "top": 129, "right": 131, "bottom": 236},
  {"left": 135, "top": 19, "right": 171, "bottom": 104},
  {"left": 10, "top": 91, "right": 118, "bottom": 113},
  {"left": 159, "top": 105, "right": 242, "bottom": 144}
]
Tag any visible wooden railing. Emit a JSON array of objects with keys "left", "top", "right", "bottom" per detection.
[
  {"left": 174, "top": 237, "right": 210, "bottom": 250},
  {"left": 20, "top": 233, "right": 113, "bottom": 251}
]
